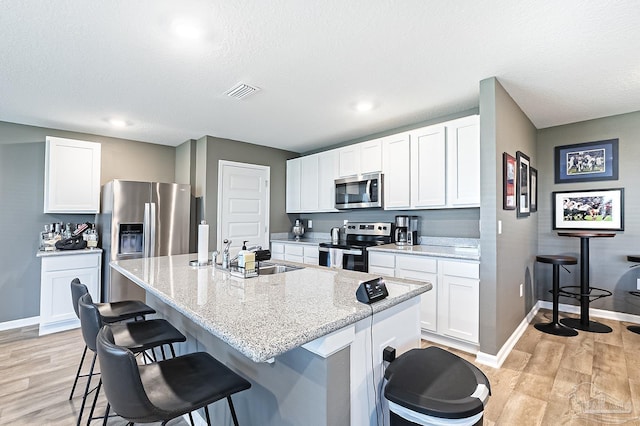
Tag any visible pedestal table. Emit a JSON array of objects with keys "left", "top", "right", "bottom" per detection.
[{"left": 558, "top": 232, "right": 615, "bottom": 333}]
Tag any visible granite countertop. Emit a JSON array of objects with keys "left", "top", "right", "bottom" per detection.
[
  {"left": 270, "top": 237, "right": 330, "bottom": 246},
  {"left": 37, "top": 248, "right": 103, "bottom": 257},
  {"left": 110, "top": 254, "right": 430, "bottom": 363},
  {"left": 368, "top": 243, "right": 480, "bottom": 261}
]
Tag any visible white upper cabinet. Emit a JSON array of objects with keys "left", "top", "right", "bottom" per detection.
[
  {"left": 409, "top": 115, "right": 480, "bottom": 210},
  {"left": 446, "top": 116, "right": 481, "bottom": 207},
  {"left": 410, "top": 125, "right": 447, "bottom": 208},
  {"left": 287, "top": 151, "right": 338, "bottom": 213},
  {"left": 317, "top": 150, "right": 338, "bottom": 212},
  {"left": 300, "top": 154, "right": 319, "bottom": 212},
  {"left": 382, "top": 132, "right": 411, "bottom": 210},
  {"left": 338, "top": 145, "right": 360, "bottom": 177},
  {"left": 338, "top": 138, "right": 382, "bottom": 177},
  {"left": 359, "top": 139, "right": 382, "bottom": 174},
  {"left": 286, "top": 158, "right": 302, "bottom": 213},
  {"left": 44, "top": 136, "right": 101, "bottom": 214},
  {"left": 286, "top": 115, "right": 479, "bottom": 213}
]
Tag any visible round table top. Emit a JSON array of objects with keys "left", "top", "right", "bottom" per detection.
[
  {"left": 628, "top": 255, "right": 640, "bottom": 263},
  {"left": 536, "top": 255, "right": 578, "bottom": 265},
  {"left": 558, "top": 232, "right": 616, "bottom": 238}
]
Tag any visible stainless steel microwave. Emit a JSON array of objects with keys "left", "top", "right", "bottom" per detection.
[{"left": 335, "top": 172, "right": 383, "bottom": 209}]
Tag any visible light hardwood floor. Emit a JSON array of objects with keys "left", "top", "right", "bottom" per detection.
[{"left": 1, "top": 309, "right": 640, "bottom": 425}]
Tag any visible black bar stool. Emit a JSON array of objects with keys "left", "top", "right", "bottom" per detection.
[
  {"left": 627, "top": 255, "right": 640, "bottom": 335},
  {"left": 535, "top": 255, "right": 578, "bottom": 336},
  {"left": 77, "top": 293, "right": 186, "bottom": 426},
  {"left": 97, "top": 326, "right": 252, "bottom": 426},
  {"left": 69, "top": 278, "right": 156, "bottom": 401}
]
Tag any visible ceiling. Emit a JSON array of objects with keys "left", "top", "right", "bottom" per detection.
[{"left": 1, "top": 1, "right": 639, "bottom": 153}]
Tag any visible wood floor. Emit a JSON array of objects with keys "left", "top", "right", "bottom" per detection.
[
  {"left": 1, "top": 309, "right": 640, "bottom": 425},
  {"left": 424, "top": 309, "right": 640, "bottom": 425}
]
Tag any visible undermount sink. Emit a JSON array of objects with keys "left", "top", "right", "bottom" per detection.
[{"left": 257, "top": 262, "right": 304, "bottom": 275}]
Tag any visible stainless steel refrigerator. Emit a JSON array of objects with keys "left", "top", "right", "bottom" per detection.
[{"left": 97, "top": 180, "right": 191, "bottom": 302}]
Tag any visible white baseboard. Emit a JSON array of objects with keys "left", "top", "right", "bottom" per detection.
[
  {"left": 0, "top": 316, "right": 40, "bottom": 332},
  {"left": 539, "top": 301, "right": 640, "bottom": 324},
  {"left": 475, "top": 302, "right": 541, "bottom": 369}
]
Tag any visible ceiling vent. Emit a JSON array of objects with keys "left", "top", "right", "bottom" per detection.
[{"left": 224, "top": 82, "right": 260, "bottom": 100}]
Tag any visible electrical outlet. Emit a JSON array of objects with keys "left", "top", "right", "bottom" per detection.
[
  {"left": 637, "top": 278, "right": 640, "bottom": 291},
  {"left": 308, "top": 220, "right": 312, "bottom": 229},
  {"left": 519, "top": 284, "right": 523, "bottom": 297},
  {"left": 498, "top": 220, "right": 502, "bottom": 235}
]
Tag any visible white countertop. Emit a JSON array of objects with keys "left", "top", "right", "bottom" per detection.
[
  {"left": 36, "top": 248, "right": 103, "bottom": 257},
  {"left": 367, "top": 243, "right": 480, "bottom": 261},
  {"left": 110, "top": 254, "right": 430, "bottom": 363}
]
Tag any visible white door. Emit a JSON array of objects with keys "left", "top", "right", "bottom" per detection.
[{"left": 217, "top": 161, "right": 270, "bottom": 256}]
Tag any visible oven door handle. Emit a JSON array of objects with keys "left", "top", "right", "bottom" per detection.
[{"left": 318, "top": 247, "right": 363, "bottom": 256}]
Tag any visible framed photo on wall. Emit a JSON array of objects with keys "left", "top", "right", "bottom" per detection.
[
  {"left": 516, "top": 151, "right": 530, "bottom": 217},
  {"left": 554, "top": 139, "right": 619, "bottom": 184},
  {"left": 530, "top": 167, "right": 538, "bottom": 213},
  {"left": 503, "top": 152, "right": 516, "bottom": 210},
  {"left": 552, "top": 188, "right": 624, "bottom": 231}
]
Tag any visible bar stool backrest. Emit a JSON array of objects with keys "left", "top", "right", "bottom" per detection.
[
  {"left": 96, "top": 326, "right": 160, "bottom": 422},
  {"left": 78, "top": 293, "right": 103, "bottom": 353},
  {"left": 70, "top": 278, "right": 88, "bottom": 319}
]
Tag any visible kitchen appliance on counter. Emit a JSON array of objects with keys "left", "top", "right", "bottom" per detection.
[
  {"left": 394, "top": 215, "right": 419, "bottom": 246},
  {"left": 319, "top": 222, "right": 393, "bottom": 272},
  {"left": 292, "top": 219, "right": 305, "bottom": 240},
  {"left": 97, "top": 180, "right": 191, "bottom": 302},
  {"left": 330, "top": 227, "right": 341, "bottom": 244},
  {"left": 334, "top": 172, "right": 383, "bottom": 209}
]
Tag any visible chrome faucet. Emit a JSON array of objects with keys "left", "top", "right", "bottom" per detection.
[{"left": 222, "top": 239, "right": 232, "bottom": 269}]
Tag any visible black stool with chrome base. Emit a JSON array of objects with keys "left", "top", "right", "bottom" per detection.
[
  {"left": 627, "top": 255, "right": 640, "bottom": 335},
  {"left": 535, "top": 255, "right": 579, "bottom": 336}
]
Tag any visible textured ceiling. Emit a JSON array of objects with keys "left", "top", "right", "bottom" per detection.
[{"left": 1, "top": 1, "right": 639, "bottom": 153}]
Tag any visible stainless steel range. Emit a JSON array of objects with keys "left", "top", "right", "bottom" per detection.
[{"left": 318, "top": 222, "right": 393, "bottom": 272}]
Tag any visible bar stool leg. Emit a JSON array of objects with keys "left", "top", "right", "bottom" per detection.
[{"left": 535, "top": 264, "right": 578, "bottom": 336}]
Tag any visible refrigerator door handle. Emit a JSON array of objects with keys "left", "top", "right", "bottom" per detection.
[
  {"left": 144, "top": 203, "right": 151, "bottom": 257},
  {"left": 150, "top": 202, "right": 157, "bottom": 257}
]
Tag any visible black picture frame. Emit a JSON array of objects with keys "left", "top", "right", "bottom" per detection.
[
  {"left": 554, "top": 139, "right": 619, "bottom": 184},
  {"left": 503, "top": 152, "right": 516, "bottom": 210},
  {"left": 530, "top": 167, "right": 538, "bottom": 213},
  {"left": 552, "top": 188, "right": 624, "bottom": 231},
  {"left": 516, "top": 151, "right": 530, "bottom": 217}
]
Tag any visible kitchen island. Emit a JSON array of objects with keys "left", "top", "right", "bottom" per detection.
[{"left": 110, "top": 254, "right": 430, "bottom": 426}]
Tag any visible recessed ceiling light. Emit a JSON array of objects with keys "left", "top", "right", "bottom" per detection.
[
  {"left": 108, "top": 118, "right": 128, "bottom": 128},
  {"left": 171, "top": 18, "right": 203, "bottom": 40},
  {"left": 354, "top": 101, "right": 375, "bottom": 112}
]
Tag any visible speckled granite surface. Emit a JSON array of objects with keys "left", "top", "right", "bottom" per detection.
[
  {"left": 110, "top": 254, "right": 430, "bottom": 363},
  {"left": 367, "top": 243, "right": 480, "bottom": 261}
]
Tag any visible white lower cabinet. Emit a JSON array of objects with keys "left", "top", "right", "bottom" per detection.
[
  {"left": 368, "top": 252, "right": 479, "bottom": 345},
  {"left": 271, "top": 243, "right": 285, "bottom": 261},
  {"left": 439, "top": 260, "right": 480, "bottom": 343},
  {"left": 270, "top": 242, "right": 318, "bottom": 265},
  {"left": 39, "top": 252, "right": 102, "bottom": 336}
]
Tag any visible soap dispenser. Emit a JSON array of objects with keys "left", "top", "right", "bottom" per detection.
[{"left": 238, "top": 241, "right": 249, "bottom": 269}]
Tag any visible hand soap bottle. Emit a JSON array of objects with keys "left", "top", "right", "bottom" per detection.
[{"left": 237, "top": 241, "right": 248, "bottom": 269}]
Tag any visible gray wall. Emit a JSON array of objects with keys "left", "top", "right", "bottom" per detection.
[
  {"left": 0, "top": 121, "right": 176, "bottom": 323},
  {"left": 296, "top": 208, "right": 480, "bottom": 238},
  {"left": 536, "top": 111, "right": 640, "bottom": 314},
  {"left": 198, "top": 135, "right": 298, "bottom": 250},
  {"left": 479, "top": 78, "right": 538, "bottom": 355}
]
